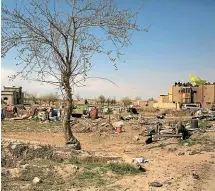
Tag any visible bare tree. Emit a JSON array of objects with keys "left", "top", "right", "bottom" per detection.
[
  {"left": 121, "top": 97, "right": 131, "bottom": 106},
  {"left": 135, "top": 96, "right": 141, "bottom": 101},
  {"left": 106, "top": 98, "right": 111, "bottom": 104},
  {"left": 75, "top": 93, "right": 81, "bottom": 101},
  {"left": 25, "top": 92, "right": 38, "bottom": 104},
  {"left": 40, "top": 93, "right": 59, "bottom": 106},
  {"left": 2, "top": 0, "right": 146, "bottom": 148},
  {"left": 98, "top": 95, "right": 106, "bottom": 105},
  {"left": 148, "top": 97, "right": 155, "bottom": 101},
  {"left": 23, "top": 91, "right": 31, "bottom": 103},
  {"left": 111, "top": 98, "right": 116, "bottom": 105}
]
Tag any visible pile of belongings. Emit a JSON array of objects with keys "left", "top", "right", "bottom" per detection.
[{"left": 192, "top": 109, "right": 215, "bottom": 121}]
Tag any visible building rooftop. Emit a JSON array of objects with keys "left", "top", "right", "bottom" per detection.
[
  {"left": 3, "top": 86, "right": 22, "bottom": 89},
  {"left": 1, "top": 91, "right": 14, "bottom": 94}
]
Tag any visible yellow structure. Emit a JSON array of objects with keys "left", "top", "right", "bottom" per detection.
[{"left": 153, "top": 95, "right": 179, "bottom": 110}]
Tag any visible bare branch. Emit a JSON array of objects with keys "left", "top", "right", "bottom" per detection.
[{"left": 2, "top": 0, "right": 146, "bottom": 144}]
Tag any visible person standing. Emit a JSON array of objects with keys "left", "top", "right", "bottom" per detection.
[
  {"left": 13, "top": 106, "right": 18, "bottom": 116},
  {"left": 1, "top": 108, "right": 5, "bottom": 120}
]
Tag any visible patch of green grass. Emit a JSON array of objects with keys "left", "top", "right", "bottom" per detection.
[
  {"left": 179, "top": 134, "right": 215, "bottom": 147},
  {"left": 71, "top": 161, "right": 142, "bottom": 188},
  {"left": 80, "top": 161, "right": 142, "bottom": 175},
  {"left": 105, "top": 163, "right": 141, "bottom": 175},
  {"left": 2, "top": 120, "right": 63, "bottom": 132},
  {"left": 179, "top": 139, "right": 197, "bottom": 146},
  {"left": 74, "top": 170, "right": 106, "bottom": 187},
  {"left": 27, "top": 158, "right": 61, "bottom": 167},
  {"left": 198, "top": 120, "right": 211, "bottom": 128},
  {"left": 73, "top": 162, "right": 141, "bottom": 188},
  {"left": 84, "top": 162, "right": 105, "bottom": 169}
]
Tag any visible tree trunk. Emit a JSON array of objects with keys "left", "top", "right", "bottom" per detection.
[
  {"left": 63, "top": 100, "right": 73, "bottom": 142},
  {"left": 63, "top": 85, "right": 81, "bottom": 150}
]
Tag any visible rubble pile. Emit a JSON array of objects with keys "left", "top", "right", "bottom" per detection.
[
  {"left": 1, "top": 141, "right": 54, "bottom": 168},
  {"left": 4, "top": 110, "right": 15, "bottom": 118},
  {"left": 192, "top": 109, "right": 215, "bottom": 121},
  {"left": 72, "top": 118, "right": 114, "bottom": 133},
  {"left": 164, "top": 110, "right": 193, "bottom": 117},
  {"left": 1, "top": 140, "right": 122, "bottom": 167}
]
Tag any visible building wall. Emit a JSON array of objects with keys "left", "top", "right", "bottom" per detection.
[
  {"left": 170, "top": 84, "right": 215, "bottom": 108},
  {"left": 1, "top": 93, "right": 15, "bottom": 105},
  {"left": 147, "top": 100, "right": 155, "bottom": 108},
  {"left": 4, "top": 87, "right": 22, "bottom": 93},
  {"left": 1, "top": 86, "right": 24, "bottom": 105},
  {"left": 154, "top": 95, "right": 177, "bottom": 109},
  {"left": 168, "top": 87, "right": 173, "bottom": 102},
  {"left": 192, "top": 86, "right": 201, "bottom": 104},
  {"left": 203, "top": 85, "right": 215, "bottom": 103},
  {"left": 153, "top": 102, "right": 177, "bottom": 109},
  {"left": 133, "top": 100, "right": 155, "bottom": 109},
  {"left": 171, "top": 86, "right": 182, "bottom": 103},
  {"left": 202, "top": 85, "right": 215, "bottom": 108},
  {"left": 158, "top": 95, "right": 169, "bottom": 104},
  {"left": 21, "top": 93, "right": 24, "bottom": 104}
]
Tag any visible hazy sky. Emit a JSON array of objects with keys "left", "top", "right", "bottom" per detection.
[{"left": 1, "top": 0, "right": 215, "bottom": 100}]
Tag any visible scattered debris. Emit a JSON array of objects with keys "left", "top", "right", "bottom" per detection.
[
  {"left": 8, "top": 168, "right": 21, "bottom": 178},
  {"left": 178, "top": 152, "right": 185, "bottom": 156},
  {"left": 145, "top": 136, "right": 153, "bottom": 144},
  {"left": 149, "top": 181, "right": 163, "bottom": 187},
  {"left": 192, "top": 173, "right": 200, "bottom": 180},
  {"left": 33, "top": 177, "right": 41, "bottom": 184},
  {"left": 112, "top": 121, "right": 124, "bottom": 133},
  {"left": 189, "top": 150, "right": 202, "bottom": 155},
  {"left": 132, "top": 158, "right": 149, "bottom": 163},
  {"left": 133, "top": 136, "right": 140, "bottom": 141},
  {"left": 66, "top": 137, "right": 81, "bottom": 150},
  {"left": 135, "top": 163, "right": 146, "bottom": 172}
]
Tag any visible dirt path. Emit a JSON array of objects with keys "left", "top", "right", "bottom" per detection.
[{"left": 2, "top": 131, "right": 215, "bottom": 191}]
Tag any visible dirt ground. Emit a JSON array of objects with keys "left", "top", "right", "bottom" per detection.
[{"left": 2, "top": 119, "right": 215, "bottom": 191}]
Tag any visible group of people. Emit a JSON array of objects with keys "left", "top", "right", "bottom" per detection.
[
  {"left": 36, "top": 106, "right": 65, "bottom": 121},
  {"left": 1, "top": 105, "right": 24, "bottom": 120}
]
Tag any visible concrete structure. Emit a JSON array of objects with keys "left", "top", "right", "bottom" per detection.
[
  {"left": 133, "top": 100, "right": 156, "bottom": 109},
  {"left": 1, "top": 86, "right": 24, "bottom": 105},
  {"left": 192, "top": 84, "right": 215, "bottom": 108},
  {"left": 153, "top": 95, "right": 179, "bottom": 110},
  {"left": 155, "top": 83, "right": 215, "bottom": 109},
  {"left": 168, "top": 84, "right": 215, "bottom": 108}
]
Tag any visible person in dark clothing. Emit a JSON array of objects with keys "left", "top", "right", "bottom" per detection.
[
  {"left": 131, "top": 108, "right": 138, "bottom": 114},
  {"left": 176, "top": 120, "right": 190, "bottom": 140},
  {"left": 180, "top": 125, "right": 190, "bottom": 140},
  {"left": 13, "top": 106, "right": 18, "bottom": 115},
  {"left": 1, "top": 108, "right": 5, "bottom": 120},
  {"left": 145, "top": 135, "right": 153, "bottom": 144}
]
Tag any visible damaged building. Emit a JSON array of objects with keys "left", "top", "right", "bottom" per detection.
[
  {"left": 1, "top": 86, "right": 24, "bottom": 106},
  {"left": 154, "top": 83, "right": 215, "bottom": 109}
]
